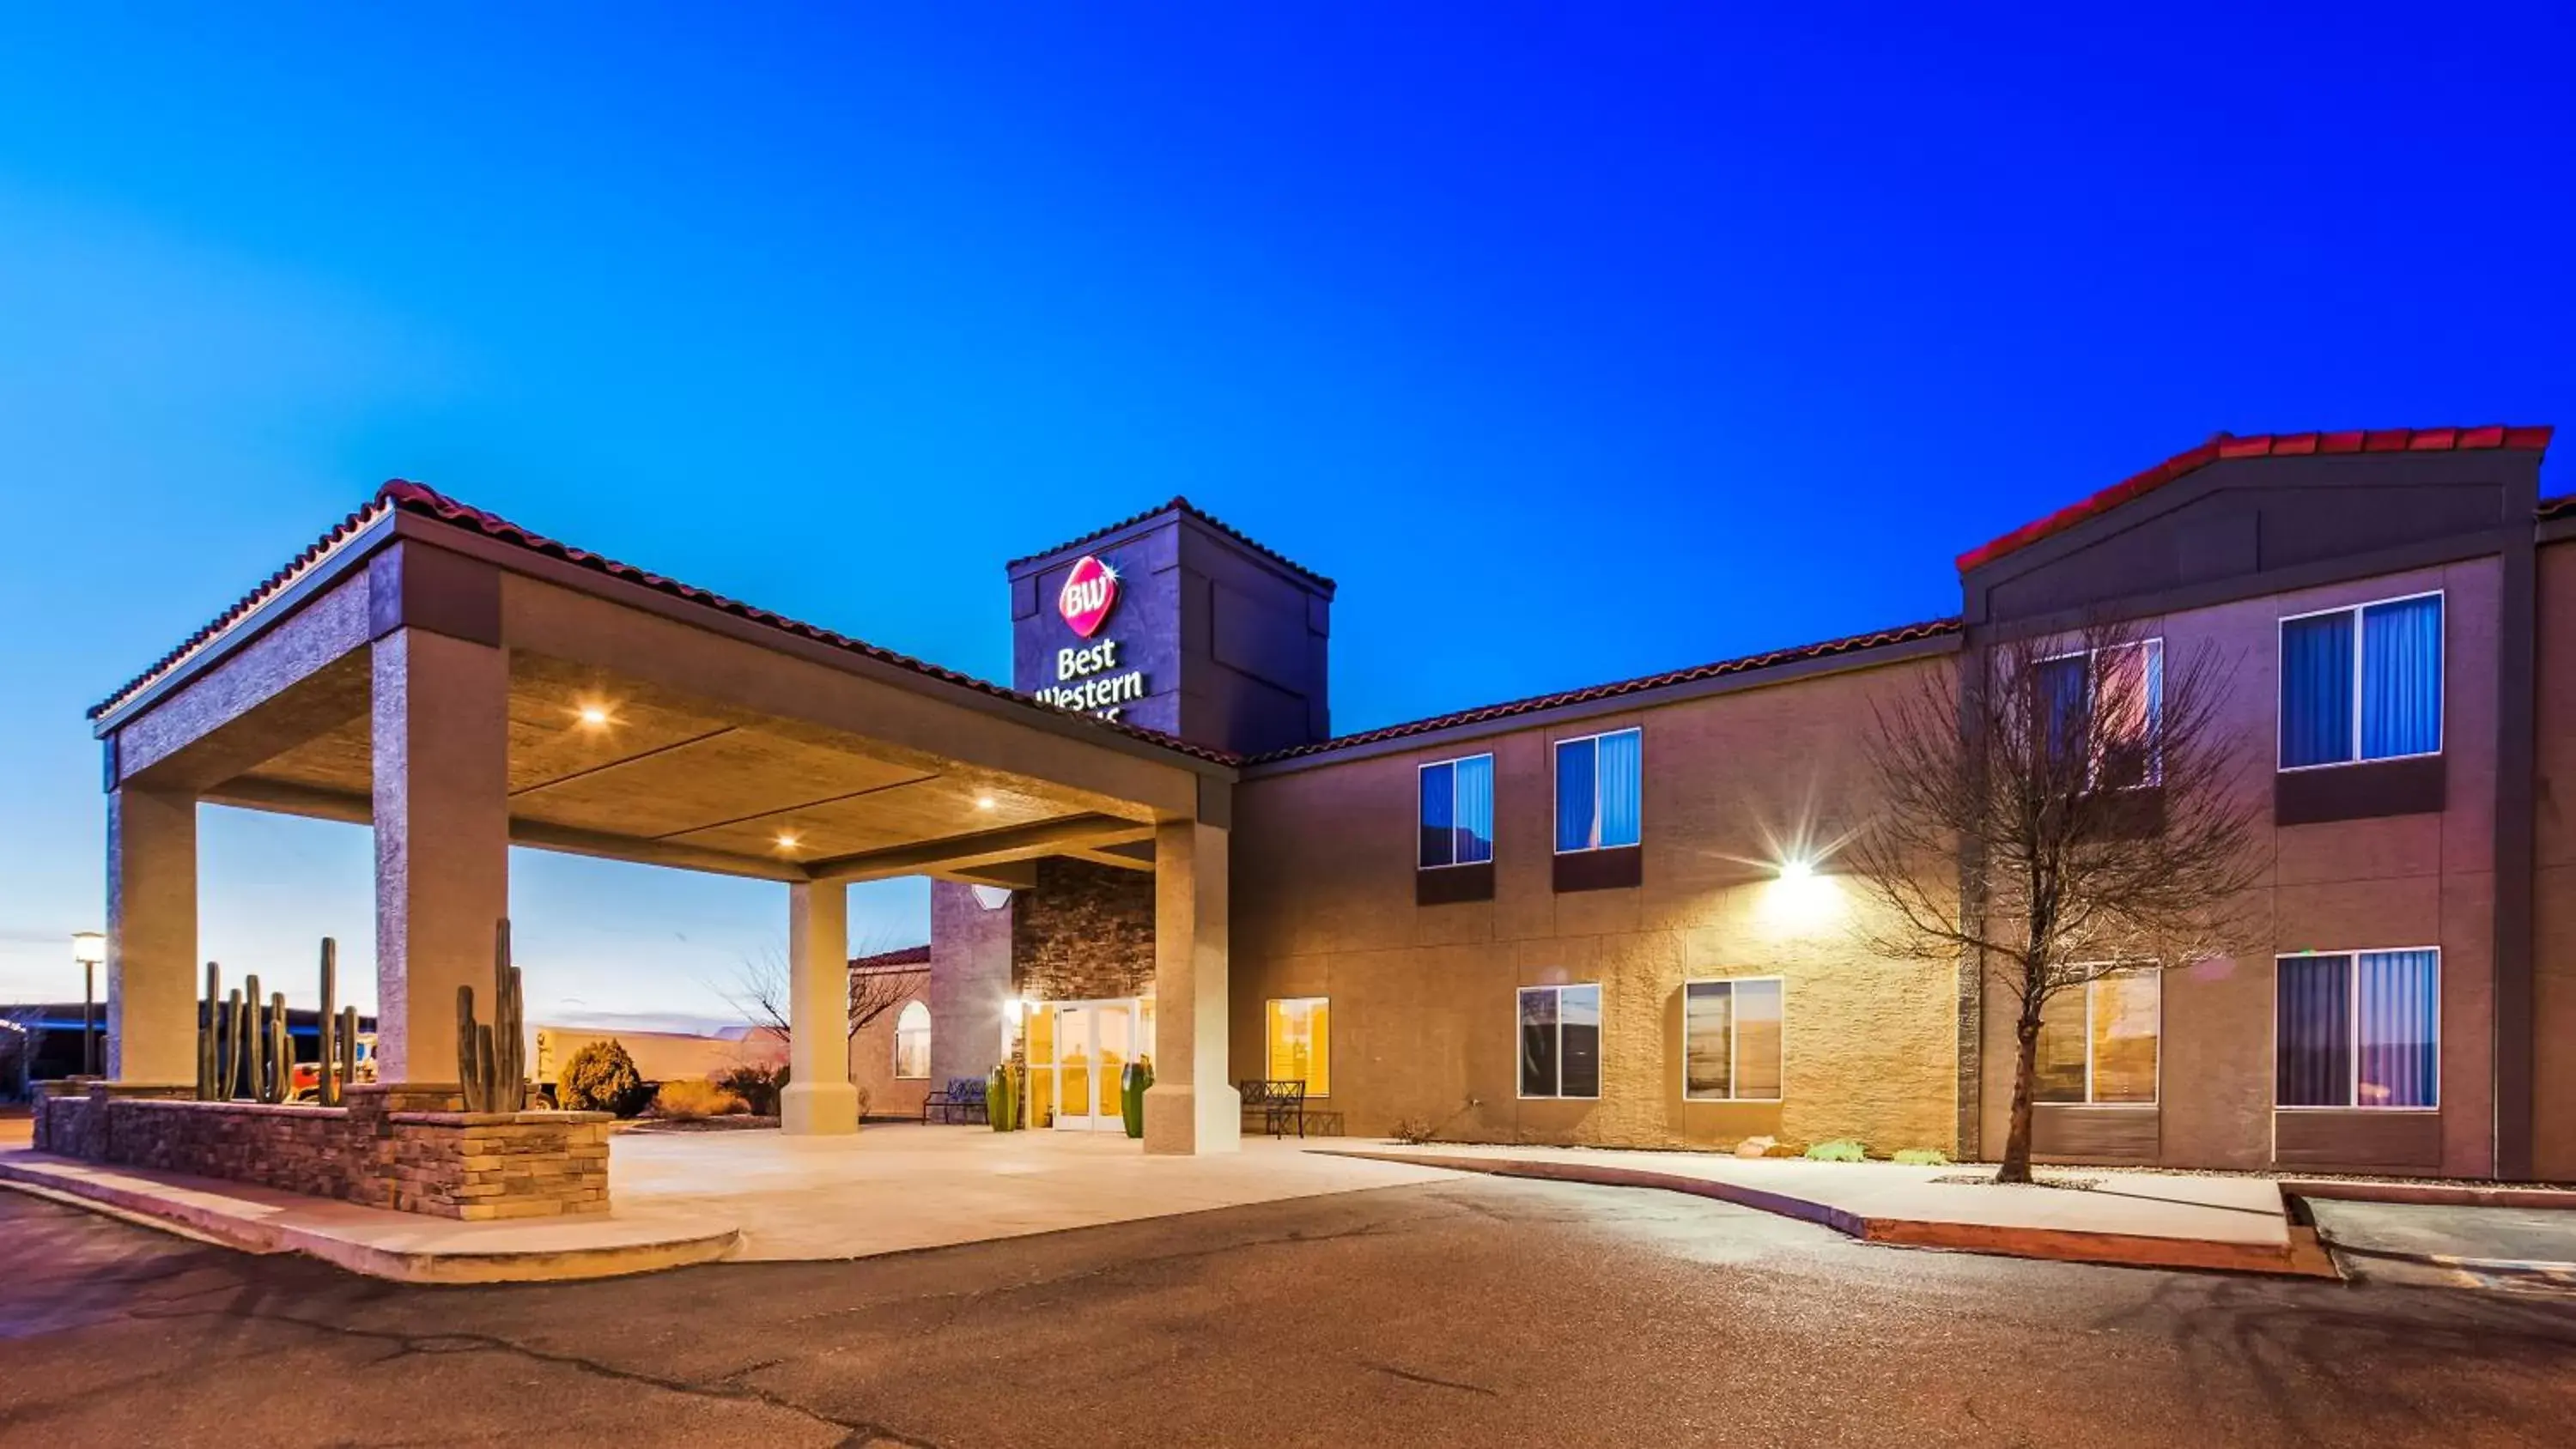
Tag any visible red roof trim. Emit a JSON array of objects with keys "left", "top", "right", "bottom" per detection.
[
  {"left": 88, "top": 495, "right": 397, "bottom": 720},
  {"left": 848, "top": 943, "right": 933, "bottom": 972},
  {"left": 94, "top": 482, "right": 1242, "bottom": 767},
  {"left": 1005, "top": 495, "right": 1335, "bottom": 591},
  {"left": 1247, "top": 616, "right": 1960, "bottom": 764},
  {"left": 1957, "top": 425, "right": 2555, "bottom": 573}
]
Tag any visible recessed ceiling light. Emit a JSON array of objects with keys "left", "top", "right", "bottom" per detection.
[
  {"left": 576, "top": 704, "right": 611, "bottom": 728},
  {"left": 775, "top": 831, "right": 801, "bottom": 852},
  {"left": 975, "top": 795, "right": 997, "bottom": 810}
]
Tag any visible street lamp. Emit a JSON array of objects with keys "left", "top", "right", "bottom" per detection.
[{"left": 71, "top": 932, "right": 106, "bottom": 1077}]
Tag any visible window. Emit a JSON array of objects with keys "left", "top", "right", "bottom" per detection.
[
  {"left": 2037, "top": 640, "right": 2163, "bottom": 788},
  {"left": 2033, "top": 972, "right": 2160, "bottom": 1105},
  {"left": 1682, "top": 978, "right": 1783, "bottom": 1101},
  {"left": 1518, "top": 984, "right": 1601, "bottom": 1099},
  {"left": 2280, "top": 593, "right": 2443, "bottom": 769},
  {"left": 1265, "top": 997, "right": 1330, "bottom": 1096},
  {"left": 2275, "top": 949, "right": 2439, "bottom": 1109},
  {"left": 892, "top": 1001, "right": 932, "bottom": 1080},
  {"left": 1554, "top": 728, "right": 1641, "bottom": 853},
  {"left": 1419, "top": 755, "right": 1495, "bottom": 868}
]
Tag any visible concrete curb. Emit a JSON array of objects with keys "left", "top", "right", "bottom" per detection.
[
  {"left": 0, "top": 1153, "right": 740, "bottom": 1284},
  {"left": 1329, "top": 1149, "right": 2337, "bottom": 1279}
]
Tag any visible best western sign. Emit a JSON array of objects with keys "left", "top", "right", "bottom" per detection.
[{"left": 1034, "top": 555, "right": 1151, "bottom": 720}]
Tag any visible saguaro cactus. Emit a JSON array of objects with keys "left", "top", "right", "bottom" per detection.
[
  {"left": 263, "top": 991, "right": 291, "bottom": 1105},
  {"left": 455, "top": 919, "right": 528, "bottom": 1113},
  {"left": 195, "top": 962, "right": 222, "bottom": 1100},
  {"left": 222, "top": 987, "right": 246, "bottom": 1101},
  {"left": 244, "top": 973, "right": 267, "bottom": 1104}
]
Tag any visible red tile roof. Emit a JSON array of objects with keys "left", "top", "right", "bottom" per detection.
[
  {"left": 1957, "top": 425, "right": 2555, "bottom": 573},
  {"left": 88, "top": 492, "right": 400, "bottom": 721},
  {"left": 1006, "top": 496, "right": 1335, "bottom": 591},
  {"left": 848, "top": 943, "right": 932, "bottom": 972},
  {"left": 92, "top": 482, "right": 1242, "bottom": 767},
  {"left": 1247, "top": 616, "right": 1961, "bottom": 763},
  {"left": 2543, "top": 492, "right": 2576, "bottom": 523}
]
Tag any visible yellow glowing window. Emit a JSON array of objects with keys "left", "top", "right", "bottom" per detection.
[{"left": 1265, "top": 997, "right": 1330, "bottom": 1097}]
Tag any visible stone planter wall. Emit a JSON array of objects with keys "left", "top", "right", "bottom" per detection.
[{"left": 33, "top": 1080, "right": 612, "bottom": 1220}]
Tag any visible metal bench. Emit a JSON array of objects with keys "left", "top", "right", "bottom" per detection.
[
  {"left": 1237, "top": 1078, "right": 1309, "bottom": 1138},
  {"left": 922, "top": 1076, "right": 988, "bottom": 1125}
]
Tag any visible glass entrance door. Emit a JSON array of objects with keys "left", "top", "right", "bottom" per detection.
[{"left": 1042, "top": 998, "right": 1148, "bottom": 1131}]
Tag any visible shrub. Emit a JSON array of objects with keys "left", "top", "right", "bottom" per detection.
[
  {"left": 652, "top": 1078, "right": 746, "bottom": 1120},
  {"left": 1388, "top": 1115, "right": 1438, "bottom": 1146},
  {"left": 716, "top": 1062, "right": 788, "bottom": 1116},
  {"left": 560, "top": 1040, "right": 645, "bottom": 1116},
  {"left": 1805, "top": 1138, "right": 1867, "bottom": 1162},
  {"left": 1893, "top": 1148, "right": 1950, "bottom": 1167}
]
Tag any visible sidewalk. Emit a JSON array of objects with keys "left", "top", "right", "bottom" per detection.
[{"left": 1317, "top": 1142, "right": 2336, "bottom": 1276}]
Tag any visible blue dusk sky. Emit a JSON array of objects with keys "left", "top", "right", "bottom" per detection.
[{"left": 2, "top": 5, "right": 2568, "bottom": 1019}]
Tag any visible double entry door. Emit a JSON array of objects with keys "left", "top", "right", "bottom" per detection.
[{"left": 1031, "top": 997, "right": 1151, "bottom": 1131}]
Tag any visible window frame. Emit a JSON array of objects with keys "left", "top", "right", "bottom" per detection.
[
  {"left": 1551, "top": 726, "right": 1643, "bottom": 856},
  {"left": 1416, "top": 753, "right": 1496, "bottom": 871},
  {"left": 1679, "top": 975, "right": 1786, "bottom": 1104},
  {"left": 2032, "top": 967, "right": 2161, "bottom": 1107},
  {"left": 2035, "top": 637, "right": 2165, "bottom": 790},
  {"left": 2271, "top": 947, "right": 2443, "bottom": 1113},
  {"left": 1515, "top": 982, "right": 1603, "bottom": 1101},
  {"left": 1264, "top": 996, "right": 1331, "bottom": 1098},
  {"left": 891, "top": 1000, "right": 932, "bottom": 1081},
  {"left": 2275, "top": 589, "right": 2445, "bottom": 773}
]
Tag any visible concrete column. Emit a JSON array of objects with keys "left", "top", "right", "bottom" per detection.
[
  {"left": 1145, "top": 818, "right": 1238, "bottom": 1154},
  {"left": 782, "top": 878, "right": 859, "bottom": 1135},
  {"left": 105, "top": 785, "right": 198, "bottom": 1083},
  {"left": 372, "top": 628, "right": 510, "bottom": 1084}
]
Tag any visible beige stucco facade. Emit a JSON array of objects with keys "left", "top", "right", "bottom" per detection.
[
  {"left": 1980, "top": 557, "right": 2504, "bottom": 1175},
  {"left": 1231, "top": 658, "right": 1961, "bottom": 1155}
]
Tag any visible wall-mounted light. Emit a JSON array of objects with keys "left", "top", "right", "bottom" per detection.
[
  {"left": 1003, "top": 996, "right": 1026, "bottom": 1025},
  {"left": 1777, "top": 858, "right": 1815, "bottom": 882}
]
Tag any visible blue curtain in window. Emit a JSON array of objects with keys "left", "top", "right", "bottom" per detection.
[
  {"left": 1419, "top": 761, "right": 1455, "bottom": 867},
  {"left": 2360, "top": 596, "right": 2442, "bottom": 761},
  {"left": 1596, "top": 730, "right": 1642, "bottom": 847},
  {"left": 2275, "top": 955, "right": 2351, "bottom": 1106},
  {"left": 1452, "top": 755, "right": 1494, "bottom": 864},
  {"left": 2357, "top": 949, "right": 2439, "bottom": 1108},
  {"left": 2280, "top": 613, "right": 2356, "bottom": 767},
  {"left": 1554, "top": 738, "right": 1596, "bottom": 852}
]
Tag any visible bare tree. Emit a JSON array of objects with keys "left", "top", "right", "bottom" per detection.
[
  {"left": 1848, "top": 618, "right": 2264, "bottom": 1183},
  {"left": 723, "top": 935, "right": 927, "bottom": 1045}
]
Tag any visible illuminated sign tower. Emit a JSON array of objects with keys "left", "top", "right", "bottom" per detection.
[{"left": 1005, "top": 499, "right": 1334, "bottom": 757}]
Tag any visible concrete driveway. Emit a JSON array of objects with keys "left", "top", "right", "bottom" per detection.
[{"left": 610, "top": 1122, "right": 1460, "bottom": 1259}]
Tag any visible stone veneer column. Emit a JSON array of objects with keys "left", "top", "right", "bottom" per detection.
[
  {"left": 105, "top": 785, "right": 198, "bottom": 1083},
  {"left": 372, "top": 627, "right": 510, "bottom": 1084},
  {"left": 782, "top": 878, "right": 859, "bottom": 1135},
  {"left": 1144, "top": 818, "right": 1239, "bottom": 1154}
]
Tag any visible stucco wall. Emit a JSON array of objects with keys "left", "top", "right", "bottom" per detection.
[
  {"left": 927, "top": 881, "right": 1012, "bottom": 1087},
  {"left": 2535, "top": 536, "right": 2576, "bottom": 1179},
  {"left": 849, "top": 984, "right": 932, "bottom": 1119},
  {"left": 1977, "top": 557, "right": 2503, "bottom": 1174},
  {"left": 1231, "top": 658, "right": 1959, "bottom": 1155}
]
